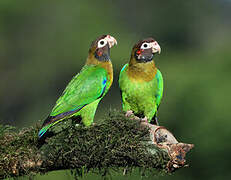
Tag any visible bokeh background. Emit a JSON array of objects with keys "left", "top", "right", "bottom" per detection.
[{"left": 1, "top": 0, "right": 231, "bottom": 179}]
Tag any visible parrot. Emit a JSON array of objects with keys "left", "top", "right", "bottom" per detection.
[
  {"left": 119, "top": 37, "right": 163, "bottom": 125},
  {"left": 38, "top": 35, "right": 117, "bottom": 138}
]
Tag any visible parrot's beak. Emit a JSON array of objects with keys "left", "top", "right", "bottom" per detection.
[
  {"left": 151, "top": 41, "right": 161, "bottom": 54},
  {"left": 105, "top": 35, "right": 117, "bottom": 48}
]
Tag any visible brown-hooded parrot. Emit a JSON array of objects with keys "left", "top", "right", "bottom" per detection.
[
  {"left": 119, "top": 38, "right": 163, "bottom": 125},
  {"left": 38, "top": 35, "right": 117, "bottom": 138}
]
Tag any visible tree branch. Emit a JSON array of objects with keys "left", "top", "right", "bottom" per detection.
[{"left": 0, "top": 111, "right": 193, "bottom": 179}]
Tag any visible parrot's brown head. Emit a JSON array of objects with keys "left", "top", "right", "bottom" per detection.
[
  {"left": 88, "top": 35, "right": 117, "bottom": 62},
  {"left": 131, "top": 38, "right": 161, "bottom": 63}
]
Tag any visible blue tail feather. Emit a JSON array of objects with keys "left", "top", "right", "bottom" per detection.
[{"left": 38, "top": 124, "right": 51, "bottom": 138}]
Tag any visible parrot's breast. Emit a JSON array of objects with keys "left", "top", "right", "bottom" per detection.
[
  {"left": 119, "top": 66, "right": 158, "bottom": 115},
  {"left": 127, "top": 61, "right": 157, "bottom": 82},
  {"left": 124, "top": 79, "right": 156, "bottom": 104}
]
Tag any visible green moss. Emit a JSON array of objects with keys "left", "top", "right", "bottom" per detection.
[
  {"left": 0, "top": 123, "right": 40, "bottom": 179},
  {"left": 0, "top": 110, "right": 170, "bottom": 179}
]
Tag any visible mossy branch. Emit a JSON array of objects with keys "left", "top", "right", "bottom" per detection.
[{"left": 0, "top": 111, "right": 193, "bottom": 179}]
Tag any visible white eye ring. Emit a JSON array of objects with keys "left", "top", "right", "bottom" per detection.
[
  {"left": 140, "top": 42, "right": 150, "bottom": 49},
  {"left": 98, "top": 39, "right": 107, "bottom": 48}
]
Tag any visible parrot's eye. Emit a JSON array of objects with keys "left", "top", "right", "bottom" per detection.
[
  {"left": 141, "top": 42, "right": 150, "bottom": 49},
  {"left": 98, "top": 39, "right": 107, "bottom": 48}
]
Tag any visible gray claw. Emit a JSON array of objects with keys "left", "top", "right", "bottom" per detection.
[{"left": 125, "top": 110, "right": 134, "bottom": 117}]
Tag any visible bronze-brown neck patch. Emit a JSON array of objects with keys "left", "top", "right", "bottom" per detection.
[{"left": 127, "top": 57, "right": 157, "bottom": 82}]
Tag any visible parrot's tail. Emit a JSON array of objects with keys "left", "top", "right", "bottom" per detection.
[
  {"left": 38, "top": 116, "right": 65, "bottom": 138},
  {"left": 38, "top": 124, "right": 52, "bottom": 138},
  {"left": 38, "top": 109, "right": 83, "bottom": 138}
]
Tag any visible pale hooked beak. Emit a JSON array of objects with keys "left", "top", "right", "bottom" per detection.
[
  {"left": 104, "top": 35, "right": 117, "bottom": 48},
  {"left": 150, "top": 41, "right": 161, "bottom": 54}
]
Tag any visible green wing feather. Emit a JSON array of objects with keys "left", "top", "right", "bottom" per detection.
[
  {"left": 51, "top": 65, "right": 107, "bottom": 116},
  {"left": 38, "top": 65, "right": 107, "bottom": 138},
  {"left": 155, "top": 69, "right": 163, "bottom": 108}
]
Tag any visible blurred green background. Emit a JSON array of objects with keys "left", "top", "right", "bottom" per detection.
[{"left": 1, "top": 0, "right": 231, "bottom": 179}]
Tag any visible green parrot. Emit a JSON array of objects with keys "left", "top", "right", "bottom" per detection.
[
  {"left": 38, "top": 35, "right": 117, "bottom": 138},
  {"left": 119, "top": 38, "right": 163, "bottom": 125}
]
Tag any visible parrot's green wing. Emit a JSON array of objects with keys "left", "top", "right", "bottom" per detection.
[
  {"left": 155, "top": 69, "right": 163, "bottom": 108},
  {"left": 38, "top": 65, "right": 107, "bottom": 138},
  {"left": 50, "top": 65, "right": 107, "bottom": 116}
]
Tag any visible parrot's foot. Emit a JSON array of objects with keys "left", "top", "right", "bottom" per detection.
[
  {"left": 71, "top": 116, "right": 82, "bottom": 126},
  {"left": 140, "top": 116, "right": 148, "bottom": 124},
  {"left": 125, "top": 110, "right": 134, "bottom": 117},
  {"left": 151, "top": 116, "right": 159, "bottom": 126}
]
